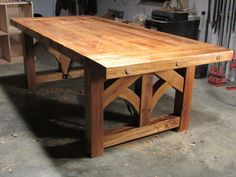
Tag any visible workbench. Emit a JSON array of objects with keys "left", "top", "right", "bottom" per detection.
[{"left": 10, "top": 16, "right": 233, "bottom": 158}]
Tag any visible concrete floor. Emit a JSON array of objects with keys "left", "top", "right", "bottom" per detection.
[{"left": 0, "top": 56, "right": 236, "bottom": 177}]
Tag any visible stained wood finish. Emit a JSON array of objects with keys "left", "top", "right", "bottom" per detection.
[
  {"left": 139, "top": 74, "right": 153, "bottom": 126},
  {"left": 104, "top": 115, "right": 180, "bottom": 148},
  {"left": 22, "top": 33, "right": 36, "bottom": 91},
  {"left": 152, "top": 80, "right": 172, "bottom": 111},
  {"left": 85, "top": 60, "right": 104, "bottom": 157},
  {"left": 10, "top": 16, "right": 233, "bottom": 79},
  {"left": 10, "top": 16, "right": 234, "bottom": 158},
  {"left": 34, "top": 41, "right": 74, "bottom": 77},
  {"left": 48, "top": 47, "right": 73, "bottom": 76},
  {"left": 174, "top": 66, "right": 196, "bottom": 131},
  {"left": 103, "top": 76, "right": 140, "bottom": 108},
  {"left": 36, "top": 68, "right": 84, "bottom": 84},
  {"left": 155, "top": 70, "right": 184, "bottom": 92},
  {"left": 118, "top": 88, "right": 140, "bottom": 113}
]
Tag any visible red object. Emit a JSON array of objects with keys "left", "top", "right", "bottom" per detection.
[
  {"left": 226, "top": 86, "right": 236, "bottom": 90},
  {"left": 208, "top": 63, "right": 226, "bottom": 87},
  {"left": 230, "top": 51, "right": 236, "bottom": 68}
]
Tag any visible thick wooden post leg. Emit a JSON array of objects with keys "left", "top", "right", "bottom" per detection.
[
  {"left": 139, "top": 74, "right": 153, "bottom": 126},
  {"left": 84, "top": 61, "right": 104, "bottom": 158},
  {"left": 22, "top": 33, "right": 36, "bottom": 91},
  {"left": 174, "top": 66, "right": 196, "bottom": 132}
]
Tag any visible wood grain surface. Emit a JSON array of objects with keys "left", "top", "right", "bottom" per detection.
[{"left": 11, "top": 16, "right": 233, "bottom": 79}]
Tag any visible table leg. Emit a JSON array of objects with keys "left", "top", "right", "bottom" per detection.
[
  {"left": 84, "top": 61, "right": 104, "bottom": 158},
  {"left": 139, "top": 74, "right": 153, "bottom": 126},
  {"left": 174, "top": 66, "right": 196, "bottom": 131},
  {"left": 22, "top": 33, "right": 36, "bottom": 91}
]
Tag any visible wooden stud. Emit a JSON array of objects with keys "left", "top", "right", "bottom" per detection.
[
  {"left": 22, "top": 33, "right": 36, "bottom": 91},
  {"left": 174, "top": 66, "right": 196, "bottom": 131},
  {"left": 84, "top": 60, "right": 105, "bottom": 158},
  {"left": 139, "top": 74, "right": 153, "bottom": 126}
]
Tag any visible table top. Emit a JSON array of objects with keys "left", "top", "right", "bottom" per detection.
[{"left": 11, "top": 16, "right": 233, "bottom": 79}]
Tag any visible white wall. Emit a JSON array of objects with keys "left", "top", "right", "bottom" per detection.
[
  {"left": 189, "top": 0, "right": 207, "bottom": 13},
  {"left": 31, "top": 0, "right": 56, "bottom": 16}
]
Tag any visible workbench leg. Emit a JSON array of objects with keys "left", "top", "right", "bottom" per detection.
[
  {"left": 174, "top": 66, "right": 196, "bottom": 132},
  {"left": 84, "top": 61, "right": 104, "bottom": 158},
  {"left": 139, "top": 74, "right": 153, "bottom": 126},
  {"left": 22, "top": 33, "right": 36, "bottom": 91}
]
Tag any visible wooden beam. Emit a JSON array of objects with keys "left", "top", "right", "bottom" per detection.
[
  {"left": 104, "top": 115, "right": 180, "bottom": 148},
  {"left": 152, "top": 80, "right": 172, "bottom": 111},
  {"left": 139, "top": 74, "right": 153, "bottom": 126},
  {"left": 22, "top": 33, "right": 36, "bottom": 91},
  {"left": 174, "top": 66, "right": 196, "bottom": 131},
  {"left": 119, "top": 88, "right": 140, "bottom": 113},
  {"left": 48, "top": 46, "right": 72, "bottom": 75},
  {"left": 103, "top": 75, "right": 140, "bottom": 108},
  {"left": 36, "top": 67, "right": 84, "bottom": 84},
  {"left": 155, "top": 69, "right": 184, "bottom": 92},
  {"left": 84, "top": 60, "right": 105, "bottom": 158}
]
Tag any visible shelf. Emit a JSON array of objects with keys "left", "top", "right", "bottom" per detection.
[
  {"left": 0, "top": 56, "right": 23, "bottom": 65},
  {"left": 0, "top": 0, "right": 32, "bottom": 63},
  {"left": 0, "top": 1, "right": 28, "bottom": 5},
  {"left": 0, "top": 30, "right": 8, "bottom": 36},
  {"left": 8, "top": 26, "right": 21, "bottom": 34}
]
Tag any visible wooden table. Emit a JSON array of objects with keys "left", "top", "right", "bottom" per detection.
[{"left": 10, "top": 16, "right": 233, "bottom": 158}]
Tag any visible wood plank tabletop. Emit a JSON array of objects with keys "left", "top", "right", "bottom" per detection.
[{"left": 10, "top": 16, "right": 233, "bottom": 79}]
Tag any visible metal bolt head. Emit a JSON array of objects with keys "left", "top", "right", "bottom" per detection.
[{"left": 125, "top": 67, "right": 131, "bottom": 74}]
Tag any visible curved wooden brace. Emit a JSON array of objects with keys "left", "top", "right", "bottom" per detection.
[
  {"left": 119, "top": 88, "right": 140, "bottom": 113},
  {"left": 48, "top": 47, "right": 72, "bottom": 75},
  {"left": 33, "top": 41, "right": 72, "bottom": 75},
  {"left": 103, "top": 75, "right": 140, "bottom": 108},
  {"left": 155, "top": 70, "right": 184, "bottom": 92},
  {"left": 151, "top": 80, "right": 172, "bottom": 111}
]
